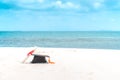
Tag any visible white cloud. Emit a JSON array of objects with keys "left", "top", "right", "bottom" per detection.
[
  {"left": 1, "top": 0, "right": 80, "bottom": 10},
  {"left": 38, "top": 0, "right": 44, "bottom": 3},
  {"left": 66, "top": 2, "right": 79, "bottom": 8},
  {"left": 93, "top": 2, "right": 102, "bottom": 9},
  {"left": 3, "top": 0, "right": 120, "bottom": 12},
  {"left": 54, "top": 0, "right": 80, "bottom": 9},
  {"left": 55, "top": 1, "right": 62, "bottom": 8}
]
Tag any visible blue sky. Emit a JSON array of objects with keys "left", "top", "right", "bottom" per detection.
[{"left": 0, "top": 0, "right": 120, "bottom": 31}]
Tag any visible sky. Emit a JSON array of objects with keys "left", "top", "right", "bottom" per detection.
[{"left": 0, "top": 0, "right": 120, "bottom": 31}]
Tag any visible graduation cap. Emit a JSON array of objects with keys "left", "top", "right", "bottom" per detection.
[{"left": 22, "top": 48, "right": 55, "bottom": 64}]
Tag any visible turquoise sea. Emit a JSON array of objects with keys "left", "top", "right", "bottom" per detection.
[{"left": 0, "top": 31, "right": 120, "bottom": 49}]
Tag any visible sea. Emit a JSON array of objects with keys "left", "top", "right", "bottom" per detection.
[{"left": 1, "top": 31, "right": 120, "bottom": 49}]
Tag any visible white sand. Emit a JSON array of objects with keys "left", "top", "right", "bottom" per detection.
[{"left": 0, "top": 47, "right": 120, "bottom": 80}]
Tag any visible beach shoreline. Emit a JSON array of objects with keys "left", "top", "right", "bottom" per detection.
[{"left": 0, "top": 47, "right": 120, "bottom": 80}]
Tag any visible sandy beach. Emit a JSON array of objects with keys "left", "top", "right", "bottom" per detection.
[{"left": 0, "top": 47, "right": 120, "bottom": 80}]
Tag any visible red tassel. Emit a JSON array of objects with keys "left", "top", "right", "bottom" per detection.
[{"left": 27, "top": 49, "right": 35, "bottom": 56}]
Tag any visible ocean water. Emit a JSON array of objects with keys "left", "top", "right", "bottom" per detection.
[{"left": 0, "top": 31, "right": 120, "bottom": 49}]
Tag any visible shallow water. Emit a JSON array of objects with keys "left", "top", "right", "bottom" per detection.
[{"left": 0, "top": 31, "right": 120, "bottom": 49}]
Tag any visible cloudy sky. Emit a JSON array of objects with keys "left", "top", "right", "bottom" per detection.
[{"left": 0, "top": 0, "right": 120, "bottom": 31}]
